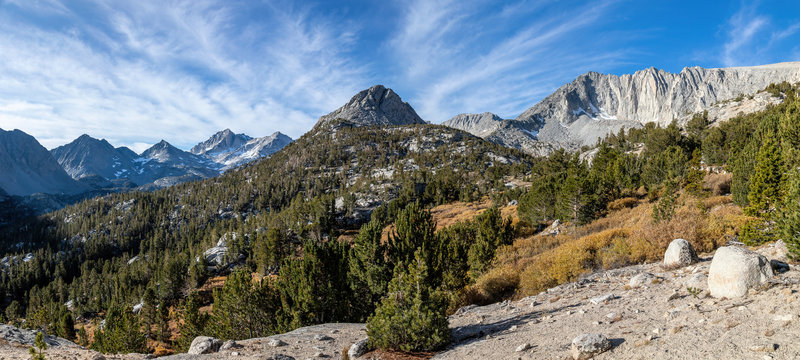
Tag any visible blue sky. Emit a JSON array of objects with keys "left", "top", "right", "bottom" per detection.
[{"left": 0, "top": 0, "right": 798, "bottom": 153}]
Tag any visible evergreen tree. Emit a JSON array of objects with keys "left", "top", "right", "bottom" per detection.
[
  {"left": 467, "top": 207, "right": 513, "bottom": 280},
  {"left": 140, "top": 288, "right": 157, "bottom": 338},
  {"left": 176, "top": 291, "right": 209, "bottom": 351},
  {"left": 77, "top": 325, "right": 88, "bottom": 347},
  {"left": 91, "top": 303, "right": 147, "bottom": 354},
  {"left": 29, "top": 331, "right": 47, "bottom": 360},
  {"left": 745, "top": 136, "right": 783, "bottom": 217},
  {"left": 60, "top": 312, "right": 76, "bottom": 341},
  {"left": 366, "top": 249, "right": 450, "bottom": 352},
  {"left": 212, "top": 269, "right": 279, "bottom": 340},
  {"left": 685, "top": 148, "right": 707, "bottom": 197},
  {"left": 779, "top": 169, "right": 800, "bottom": 259},
  {"left": 156, "top": 300, "right": 171, "bottom": 343},
  {"left": 347, "top": 218, "right": 391, "bottom": 321}
]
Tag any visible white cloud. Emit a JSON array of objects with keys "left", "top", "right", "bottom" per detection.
[
  {"left": 0, "top": 1, "right": 368, "bottom": 151},
  {"left": 721, "top": 4, "right": 800, "bottom": 67},
  {"left": 389, "top": 0, "right": 627, "bottom": 122}
]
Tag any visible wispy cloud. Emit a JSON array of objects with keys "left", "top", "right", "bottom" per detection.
[
  {"left": 389, "top": 0, "right": 629, "bottom": 122},
  {"left": 721, "top": 3, "right": 800, "bottom": 67},
  {"left": 0, "top": 0, "right": 367, "bottom": 152}
]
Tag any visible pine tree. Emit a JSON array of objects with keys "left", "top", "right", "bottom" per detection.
[
  {"left": 366, "top": 249, "right": 450, "bottom": 352},
  {"left": 77, "top": 325, "right": 88, "bottom": 347},
  {"left": 156, "top": 300, "right": 170, "bottom": 343},
  {"left": 29, "top": 331, "right": 47, "bottom": 360},
  {"left": 212, "top": 269, "right": 279, "bottom": 340},
  {"left": 685, "top": 148, "right": 707, "bottom": 197},
  {"left": 467, "top": 207, "right": 513, "bottom": 280},
  {"left": 779, "top": 169, "right": 800, "bottom": 259},
  {"left": 60, "top": 312, "right": 76, "bottom": 341},
  {"left": 746, "top": 136, "right": 783, "bottom": 217},
  {"left": 140, "top": 288, "right": 157, "bottom": 338},
  {"left": 176, "top": 291, "right": 209, "bottom": 351},
  {"left": 347, "top": 218, "right": 391, "bottom": 321}
]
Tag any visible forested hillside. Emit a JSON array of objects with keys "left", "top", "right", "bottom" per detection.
[
  {"left": 0, "top": 122, "right": 533, "bottom": 353},
  {"left": 1, "top": 83, "right": 799, "bottom": 356}
]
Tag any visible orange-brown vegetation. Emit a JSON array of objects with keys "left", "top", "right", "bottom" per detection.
[{"left": 470, "top": 192, "right": 749, "bottom": 303}]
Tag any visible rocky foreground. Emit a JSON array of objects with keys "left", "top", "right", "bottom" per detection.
[{"left": 3, "top": 240, "right": 798, "bottom": 360}]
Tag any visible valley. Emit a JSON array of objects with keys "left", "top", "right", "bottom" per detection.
[{"left": 0, "top": 62, "right": 799, "bottom": 360}]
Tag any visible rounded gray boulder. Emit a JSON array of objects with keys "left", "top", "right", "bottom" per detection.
[
  {"left": 663, "top": 239, "right": 699, "bottom": 268},
  {"left": 571, "top": 333, "right": 611, "bottom": 360},
  {"left": 709, "top": 246, "right": 774, "bottom": 298}
]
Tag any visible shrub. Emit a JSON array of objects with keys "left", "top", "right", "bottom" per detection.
[
  {"left": 607, "top": 197, "right": 638, "bottom": 211},
  {"left": 366, "top": 250, "right": 450, "bottom": 352},
  {"left": 705, "top": 173, "right": 732, "bottom": 196},
  {"left": 738, "top": 219, "right": 774, "bottom": 246}
]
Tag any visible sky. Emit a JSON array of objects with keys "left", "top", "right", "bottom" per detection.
[{"left": 0, "top": 0, "right": 799, "bottom": 153}]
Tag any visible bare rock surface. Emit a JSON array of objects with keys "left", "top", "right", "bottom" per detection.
[
  {"left": 316, "top": 85, "right": 426, "bottom": 128},
  {"left": 663, "top": 238, "right": 699, "bottom": 268},
  {"left": 709, "top": 246, "right": 774, "bottom": 298},
  {"left": 7, "top": 243, "right": 800, "bottom": 360}
]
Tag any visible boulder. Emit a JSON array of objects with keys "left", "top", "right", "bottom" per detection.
[
  {"left": 663, "top": 239, "right": 699, "bottom": 268},
  {"left": 571, "top": 333, "right": 611, "bottom": 360},
  {"left": 348, "top": 338, "right": 369, "bottom": 359},
  {"left": 708, "top": 246, "right": 774, "bottom": 298},
  {"left": 188, "top": 336, "right": 222, "bottom": 355},
  {"left": 629, "top": 273, "right": 655, "bottom": 288},
  {"left": 220, "top": 339, "right": 240, "bottom": 350}
]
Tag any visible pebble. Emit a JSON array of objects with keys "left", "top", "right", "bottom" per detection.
[
  {"left": 515, "top": 343, "right": 531, "bottom": 352},
  {"left": 773, "top": 314, "right": 793, "bottom": 322},
  {"left": 314, "top": 334, "right": 334, "bottom": 341},
  {"left": 764, "top": 329, "right": 775, "bottom": 337},
  {"left": 268, "top": 339, "right": 288, "bottom": 347},
  {"left": 749, "top": 344, "right": 777, "bottom": 352},
  {"left": 667, "top": 291, "right": 680, "bottom": 301},
  {"left": 231, "top": 352, "right": 239, "bottom": 356},
  {"left": 590, "top": 294, "right": 615, "bottom": 305}
]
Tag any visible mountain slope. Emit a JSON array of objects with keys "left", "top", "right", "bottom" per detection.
[
  {"left": 214, "top": 132, "right": 293, "bottom": 170},
  {"left": 0, "top": 129, "right": 88, "bottom": 196},
  {"left": 190, "top": 129, "right": 253, "bottom": 156},
  {"left": 132, "top": 140, "right": 220, "bottom": 187},
  {"left": 315, "top": 85, "right": 426, "bottom": 128},
  {"left": 50, "top": 134, "right": 139, "bottom": 181},
  {"left": 443, "top": 112, "right": 504, "bottom": 137},
  {"left": 451, "top": 62, "right": 800, "bottom": 153}
]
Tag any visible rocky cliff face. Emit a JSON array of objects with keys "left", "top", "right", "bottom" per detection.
[
  {"left": 211, "top": 132, "right": 292, "bottom": 170},
  {"left": 444, "top": 62, "right": 800, "bottom": 154},
  {"left": 316, "top": 85, "right": 426, "bottom": 128},
  {"left": 51, "top": 134, "right": 139, "bottom": 181},
  {"left": 442, "top": 112, "right": 504, "bottom": 137},
  {"left": 190, "top": 129, "right": 253, "bottom": 156},
  {"left": 516, "top": 61, "right": 800, "bottom": 149},
  {"left": 0, "top": 128, "right": 88, "bottom": 196}
]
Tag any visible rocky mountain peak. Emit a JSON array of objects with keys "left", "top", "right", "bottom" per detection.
[
  {"left": 190, "top": 129, "right": 252, "bottom": 155},
  {"left": 315, "top": 85, "right": 426, "bottom": 128},
  {"left": 0, "top": 128, "right": 88, "bottom": 196}
]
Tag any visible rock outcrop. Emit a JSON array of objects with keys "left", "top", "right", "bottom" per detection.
[
  {"left": 188, "top": 336, "right": 222, "bottom": 355},
  {"left": 315, "top": 85, "right": 426, "bottom": 128},
  {"left": 708, "top": 246, "right": 774, "bottom": 298},
  {"left": 663, "top": 239, "right": 699, "bottom": 268},
  {"left": 442, "top": 112, "right": 504, "bottom": 137},
  {"left": 516, "top": 62, "right": 800, "bottom": 150},
  {"left": 571, "top": 333, "right": 611, "bottom": 360},
  {"left": 443, "top": 62, "right": 800, "bottom": 155}
]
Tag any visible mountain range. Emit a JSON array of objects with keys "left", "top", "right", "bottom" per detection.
[
  {"left": 3, "top": 61, "right": 800, "bottom": 202},
  {"left": 446, "top": 61, "right": 800, "bottom": 152}
]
